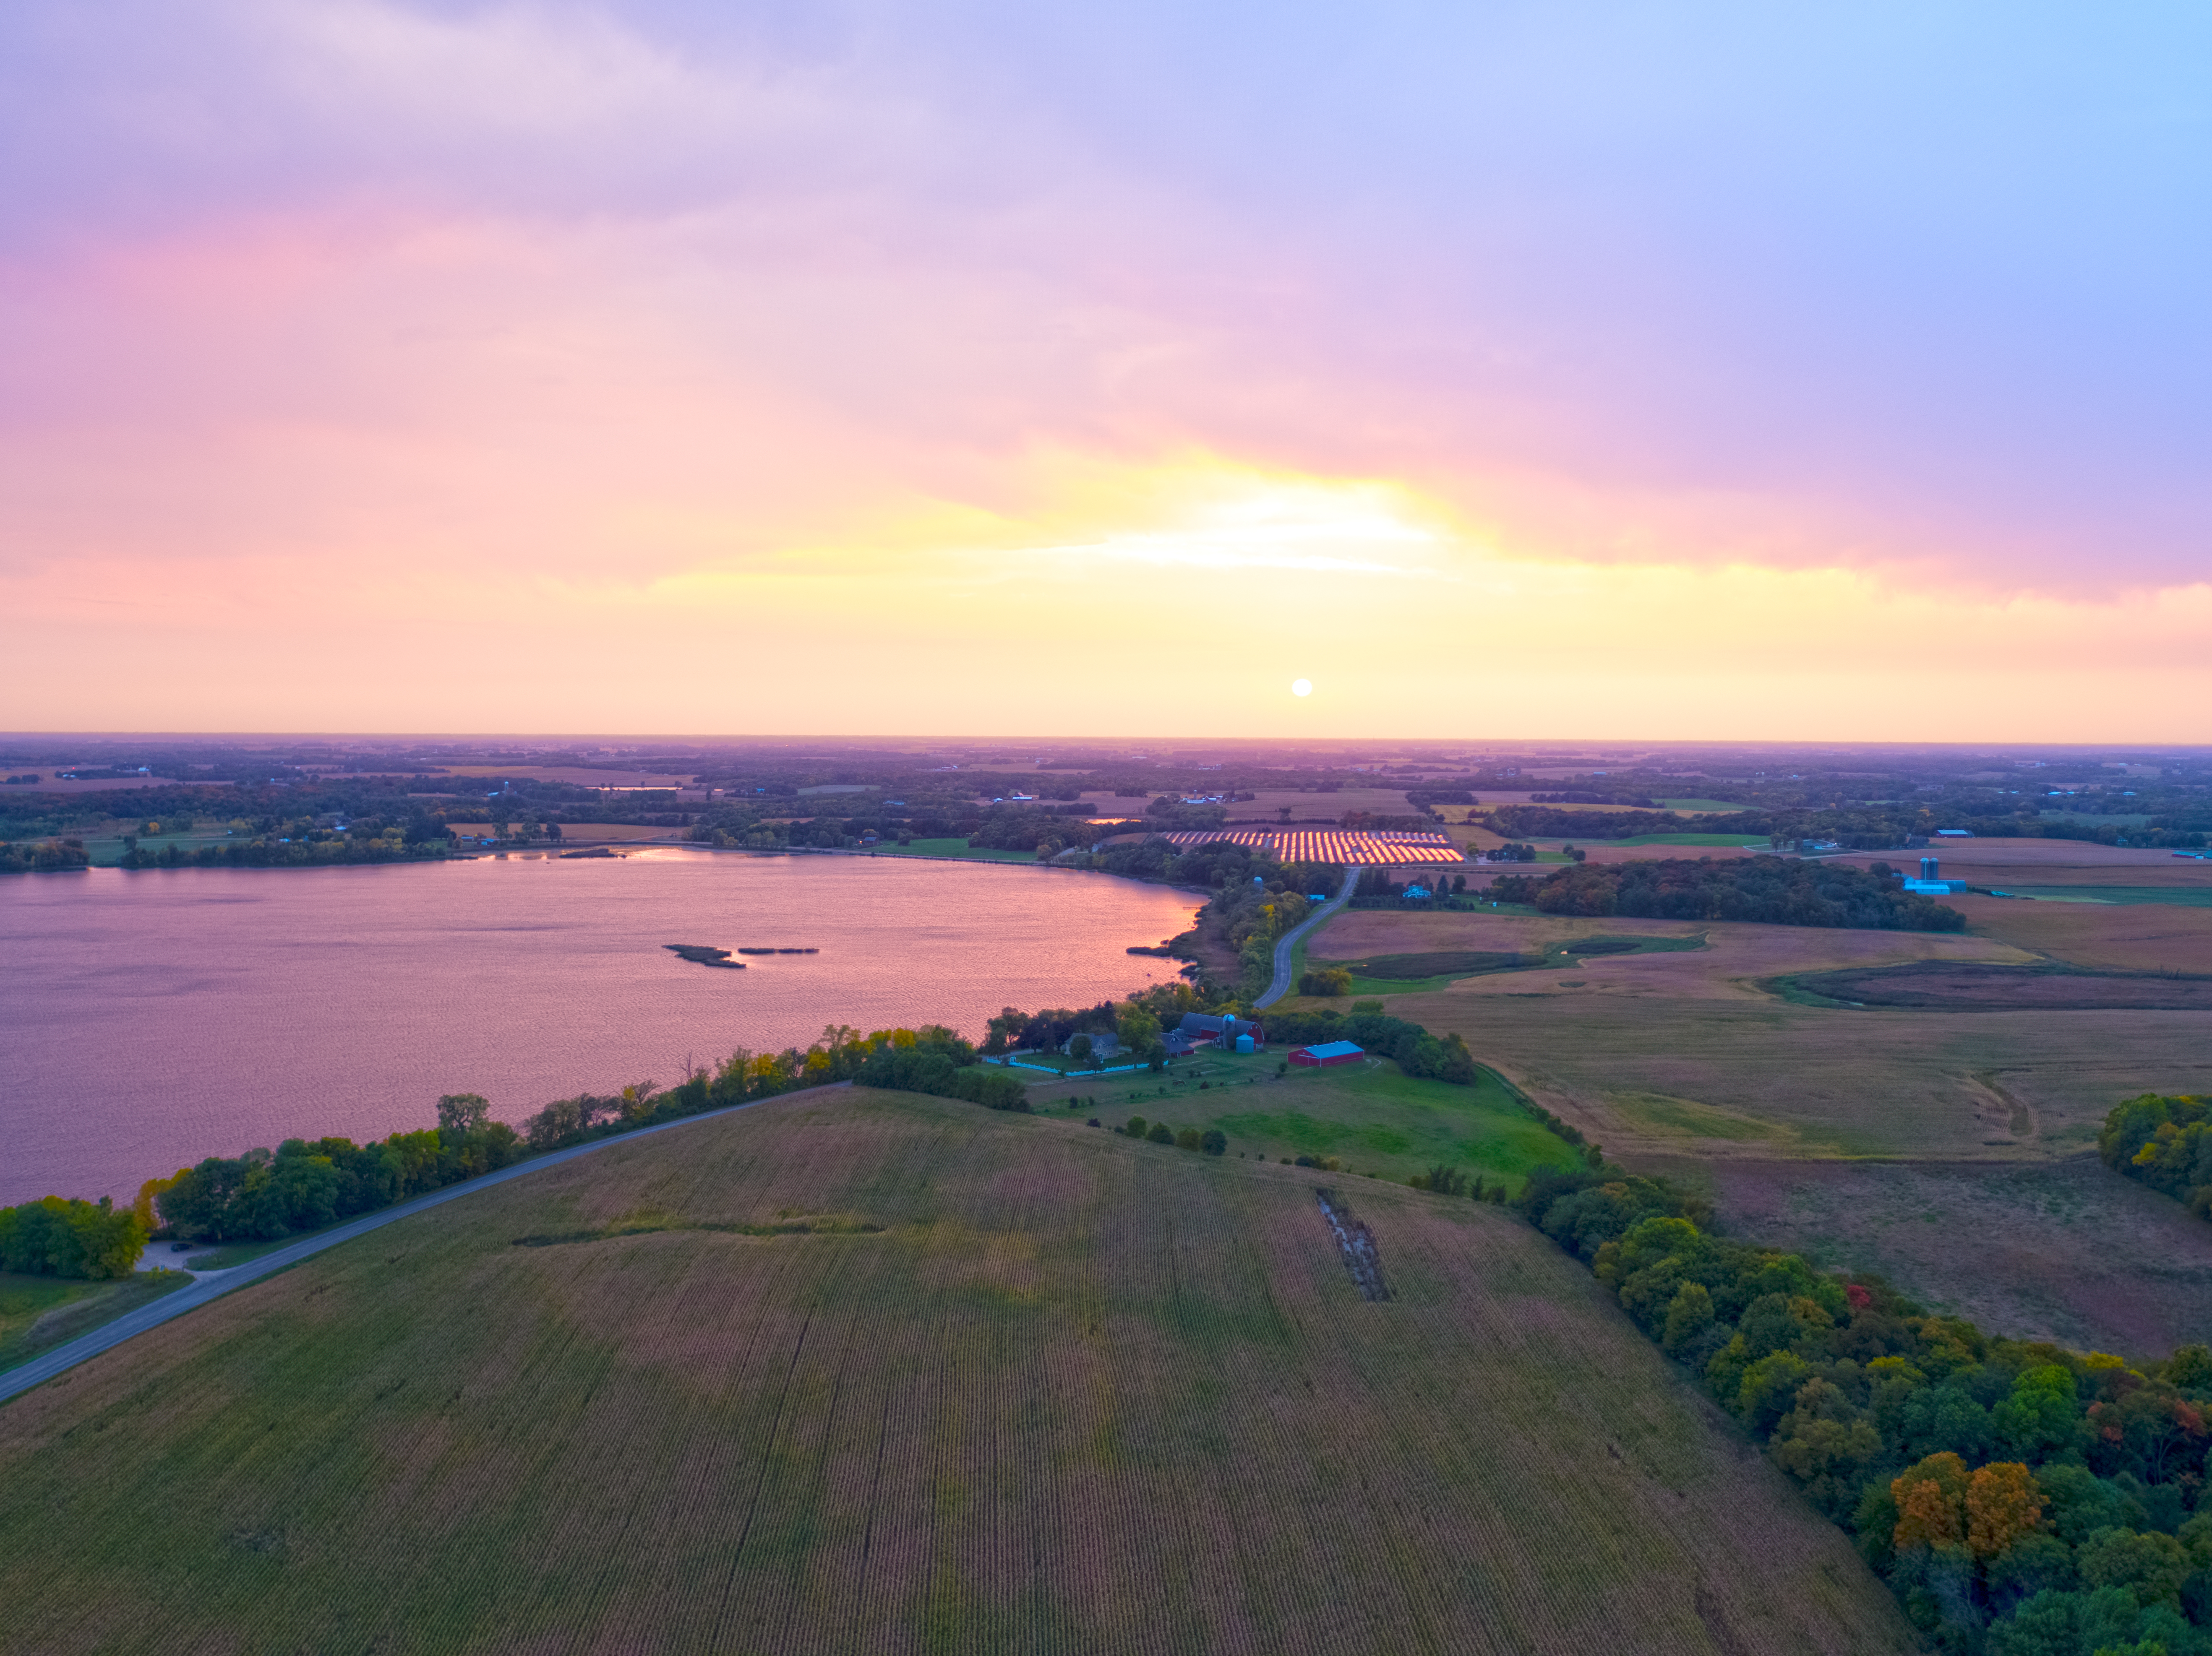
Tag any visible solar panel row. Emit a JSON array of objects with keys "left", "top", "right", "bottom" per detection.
[{"left": 1160, "top": 829, "right": 1467, "bottom": 866}]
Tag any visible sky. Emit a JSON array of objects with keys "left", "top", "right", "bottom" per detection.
[{"left": 3, "top": 2, "right": 2209, "bottom": 740}]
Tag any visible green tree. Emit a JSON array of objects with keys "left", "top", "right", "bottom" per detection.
[
  {"left": 1200, "top": 1129, "right": 1227, "bottom": 1156},
  {"left": 1661, "top": 1281, "right": 1716, "bottom": 1355},
  {"left": 1147, "top": 1123, "right": 1174, "bottom": 1144},
  {"left": 436, "top": 1093, "right": 491, "bottom": 1133}
]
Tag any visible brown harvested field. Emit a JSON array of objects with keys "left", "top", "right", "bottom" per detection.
[
  {"left": 1300, "top": 896, "right": 2212, "bottom": 1351},
  {"left": 0, "top": 1089, "right": 1912, "bottom": 1655},
  {"left": 1633, "top": 1153, "right": 2212, "bottom": 1357},
  {"left": 1841, "top": 838, "right": 2212, "bottom": 880},
  {"left": 1950, "top": 892, "right": 2212, "bottom": 973}
]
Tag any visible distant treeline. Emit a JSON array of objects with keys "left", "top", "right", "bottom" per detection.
[
  {"left": 1513, "top": 1160, "right": 2212, "bottom": 1652},
  {"left": 1484, "top": 805, "right": 1700, "bottom": 839},
  {"left": 2102, "top": 1094, "right": 2212, "bottom": 1220},
  {"left": 117, "top": 838, "right": 451, "bottom": 871},
  {"left": 72, "top": 1028, "right": 1032, "bottom": 1263},
  {"left": 0, "top": 838, "right": 90, "bottom": 874},
  {"left": 1487, "top": 856, "right": 1967, "bottom": 931},
  {"left": 154, "top": 1096, "right": 526, "bottom": 1242},
  {"left": 1483, "top": 800, "right": 2212, "bottom": 851},
  {"left": 517, "top": 1024, "right": 1027, "bottom": 1152},
  {"left": 1527, "top": 790, "right": 1660, "bottom": 807}
]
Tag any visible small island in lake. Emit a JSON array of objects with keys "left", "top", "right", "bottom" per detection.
[{"left": 664, "top": 944, "right": 745, "bottom": 969}]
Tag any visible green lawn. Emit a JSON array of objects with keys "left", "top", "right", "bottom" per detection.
[
  {"left": 1017, "top": 1048, "right": 1583, "bottom": 1188},
  {"left": 862, "top": 837, "right": 1046, "bottom": 863}
]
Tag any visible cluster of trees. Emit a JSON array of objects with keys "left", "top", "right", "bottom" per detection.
[
  {"left": 1337, "top": 810, "right": 1437, "bottom": 831},
  {"left": 1299, "top": 967, "right": 1354, "bottom": 995},
  {"left": 0, "top": 1196, "right": 145, "bottom": 1278},
  {"left": 981, "top": 981, "right": 1230, "bottom": 1065},
  {"left": 1528, "top": 790, "right": 1661, "bottom": 807},
  {"left": 1514, "top": 1162, "right": 2212, "bottom": 1650},
  {"left": 2102, "top": 1094, "right": 2212, "bottom": 1219},
  {"left": 1348, "top": 870, "right": 1474, "bottom": 909},
  {"left": 1486, "top": 856, "right": 1968, "bottom": 931},
  {"left": 1404, "top": 789, "right": 1477, "bottom": 807},
  {"left": 963, "top": 803, "right": 1098, "bottom": 854},
  {"left": 1116, "top": 1114, "right": 1228, "bottom": 1153},
  {"left": 154, "top": 1096, "right": 525, "bottom": 1242},
  {"left": 117, "top": 833, "right": 452, "bottom": 870},
  {"left": 1263, "top": 1006, "right": 1481, "bottom": 1085},
  {"left": 1142, "top": 798, "right": 1232, "bottom": 831},
  {"left": 1483, "top": 805, "right": 1701, "bottom": 839},
  {"left": 0, "top": 838, "right": 89, "bottom": 873},
  {"left": 517, "top": 1023, "right": 1029, "bottom": 1152}
]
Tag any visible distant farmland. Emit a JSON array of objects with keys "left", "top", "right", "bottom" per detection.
[
  {"left": 1300, "top": 893, "right": 2212, "bottom": 1351},
  {"left": 0, "top": 1089, "right": 1910, "bottom": 1654}
]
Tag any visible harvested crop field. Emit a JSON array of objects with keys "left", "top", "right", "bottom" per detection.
[
  {"left": 1304, "top": 911, "right": 2212, "bottom": 1162},
  {"left": 1843, "top": 839, "right": 2212, "bottom": 879},
  {"left": 0, "top": 1088, "right": 1912, "bottom": 1655},
  {"left": 1633, "top": 1152, "right": 2212, "bottom": 1357},
  {"left": 1792, "top": 961, "right": 2212, "bottom": 1011},
  {"left": 1309, "top": 898, "right": 2212, "bottom": 1353},
  {"left": 1952, "top": 891, "right": 2212, "bottom": 973}
]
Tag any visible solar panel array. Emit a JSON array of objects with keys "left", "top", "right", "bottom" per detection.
[{"left": 1161, "top": 829, "right": 1467, "bottom": 865}]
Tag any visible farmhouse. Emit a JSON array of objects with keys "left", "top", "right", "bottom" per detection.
[
  {"left": 1290, "top": 1041, "right": 1364, "bottom": 1068},
  {"left": 1176, "top": 1012, "right": 1262, "bottom": 1051}
]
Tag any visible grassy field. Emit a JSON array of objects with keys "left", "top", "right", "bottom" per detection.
[
  {"left": 1291, "top": 897, "right": 2212, "bottom": 1352},
  {"left": 0, "top": 1270, "right": 193, "bottom": 1375},
  {"left": 0, "top": 1088, "right": 1911, "bottom": 1654},
  {"left": 865, "top": 837, "right": 1048, "bottom": 863},
  {"left": 1012, "top": 1047, "right": 1584, "bottom": 1188},
  {"left": 1990, "top": 885, "right": 2212, "bottom": 906}
]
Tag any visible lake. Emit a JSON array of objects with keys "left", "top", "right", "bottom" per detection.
[{"left": 0, "top": 849, "right": 1199, "bottom": 1204}]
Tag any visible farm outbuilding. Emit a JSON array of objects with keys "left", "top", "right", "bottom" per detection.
[{"left": 1290, "top": 1041, "right": 1364, "bottom": 1068}]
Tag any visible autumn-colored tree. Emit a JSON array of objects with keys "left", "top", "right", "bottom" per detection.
[
  {"left": 133, "top": 1169, "right": 189, "bottom": 1235},
  {"left": 1892, "top": 1452, "right": 1970, "bottom": 1553},
  {"left": 1964, "top": 1461, "right": 2044, "bottom": 1559}
]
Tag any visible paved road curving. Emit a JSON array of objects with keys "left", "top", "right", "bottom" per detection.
[
  {"left": 0, "top": 1088, "right": 831, "bottom": 1409},
  {"left": 1255, "top": 865, "right": 1362, "bottom": 1009}
]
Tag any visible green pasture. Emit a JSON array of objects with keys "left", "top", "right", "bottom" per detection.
[
  {"left": 78, "top": 825, "right": 232, "bottom": 866},
  {"left": 1017, "top": 1047, "right": 1583, "bottom": 1188},
  {"left": 1995, "top": 885, "right": 2212, "bottom": 907},
  {"left": 863, "top": 836, "right": 1046, "bottom": 864}
]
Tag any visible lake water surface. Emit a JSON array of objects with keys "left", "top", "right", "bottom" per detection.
[{"left": 0, "top": 850, "right": 1198, "bottom": 1203}]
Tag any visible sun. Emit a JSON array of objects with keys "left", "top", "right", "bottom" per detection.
[{"left": 1291, "top": 678, "right": 1313, "bottom": 697}]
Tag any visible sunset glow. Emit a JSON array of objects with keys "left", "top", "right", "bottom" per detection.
[{"left": 4, "top": 2, "right": 2209, "bottom": 737}]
